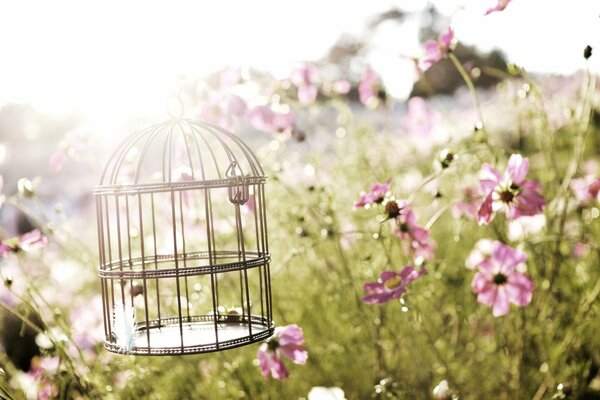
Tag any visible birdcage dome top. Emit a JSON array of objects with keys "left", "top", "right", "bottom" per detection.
[{"left": 96, "top": 119, "right": 265, "bottom": 193}]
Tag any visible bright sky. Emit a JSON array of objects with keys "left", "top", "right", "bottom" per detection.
[{"left": 0, "top": 0, "right": 598, "bottom": 123}]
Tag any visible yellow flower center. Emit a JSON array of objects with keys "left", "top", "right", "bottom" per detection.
[{"left": 384, "top": 276, "right": 403, "bottom": 290}]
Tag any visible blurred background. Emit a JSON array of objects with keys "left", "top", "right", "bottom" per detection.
[{"left": 0, "top": 0, "right": 598, "bottom": 231}]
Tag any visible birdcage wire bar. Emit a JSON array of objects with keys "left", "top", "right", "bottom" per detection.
[{"left": 94, "top": 119, "right": 274, "bottom": 355}]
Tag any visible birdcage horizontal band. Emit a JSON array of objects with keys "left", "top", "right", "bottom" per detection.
[
  {"left": 103, "top": 314, "right": 274, "bottom": 356},
  {"left": 93, "top": 176, "right": 266, "bottom": 196},
  {"left": 98, "top": 251, "right": 270, "bottom": 279}
]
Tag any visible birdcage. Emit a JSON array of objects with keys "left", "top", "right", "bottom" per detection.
[{"left": 94, "top": 118, "right": 274, "bottom": 355}]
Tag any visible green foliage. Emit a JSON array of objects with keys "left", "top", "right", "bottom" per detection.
[{"left": 1, "top": 70, "right": 600, "bottom": 399}]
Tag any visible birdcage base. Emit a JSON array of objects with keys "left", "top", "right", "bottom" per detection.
[{"left": 104, "top": 314, "right": 274, "bottom": 356}]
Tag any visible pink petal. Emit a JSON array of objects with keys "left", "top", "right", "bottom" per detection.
[
  {"left": 389, "top": 287, "right": 408, "bottom": 300},
  {"left": 298, "top": 84, "right": 318, "bottom": 105},
  {"left": 477, "top": 193, "right": 494, "bottom": 225},
  {"left": 363, "top": 282, "right": 383, "bottom": 291},
  {"left": 49, "top": 150, "right": 68, "bottom": 173},
  {"left": 379, "top": 270, "right": 398, "bottom": 282},
  {"left": 506, "top": 154, "right": 529, "bottom": 184},
  {"left": 476, "top": 259, "right": 496, "bottom": 279},
  {"left": 19, "top": 229, "right": 48, "bottom": 251},
  {"left": 359, "top": 69, "right": 377, "bottom": 105},
  {"left": 401, "top": 207, "right": 417, "bottom": 226},
  {"left": 514, "top": 184, "right": 545, "bottom": 217},
  {"left": 362, "top": 292, "right": 391, "bottom": 304},
  {"left": 258, "top": 344, "right": 273, "bottom": 377},
  {"left": 471, "top": 273, "right": 488, "bottom": 293},
  {"left": 279, "top": 344, "right": 308, "bottom": 365},
  {"left": 404, "top": 266, "right": 426, "bottom": 283},
  {"left": 480, "top": 164, "right": 503, "bottom": 185},
  {"left": 270, "top": 356, "right": 289, "bottom": 380},
  {"left": 277, "top": 325, "right": 305, "bottom": 346},
  {"left": 420, "top": 41, "right": 442, "bottom": 70},
  {"left": 224, "top": 94, "right": 247, "bottom": 117},
  {"left": 589, "top": 178, "right": 600, "bottom": 198},
  {"left": 484, "top": 0, "right": 512, "bottom": 15},
  {"left": 492, "top": 286, "right": 510, "bottom": 316},
  {"left": 333, "top": 80, "right": 351, "bottom": 94},
  {"left": 438, "top": 27, "right": 454, "bottom": 49},
  {"left": 0, "top": 243, "right": 10, "bottom": 257},
  {"left": 492, "top": 242, "right": 525, "bottom": 274},
  {"left": 410, "top": 226, "right": 430, "bottom": 246},
  {"left": 353, "top": 193, "right": 372, "bottom": 208},
  {"left": 476, "top": 283, "right": 497, "bottom": 307},
  {"left": 506, "top": 273, "right": 533, "bottom": 307},
  {"left": 248, "top": 105, "right": 275, "bottom": 132}
]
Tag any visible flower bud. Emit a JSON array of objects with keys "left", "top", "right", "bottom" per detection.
[
  {"left": 384, "top": 200, "right": 401, "bottom": 219},
  {"left": 438, "top": 149, "right": 455, "bottom": 169},
  {"left": 17, "top": 178, "right": 36, "bottom": 198}
]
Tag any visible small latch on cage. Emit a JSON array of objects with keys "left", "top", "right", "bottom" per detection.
[{"left": 225, "top": 161, "right": 249, "bottom": 205}]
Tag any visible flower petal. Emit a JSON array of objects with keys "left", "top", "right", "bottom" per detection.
[
  {"left": 471, "top": 273, "right": 489, "bottom": 293},
  {"left": 277, "top": 325, "right": 305, "bottom": 346},
  {"left": 477, "top": 193, "right": 494, "bottom": 225},
  {"left": 492, "top": 286, "right": 510, "bottom": 316},
  {"left": 506, "top": 154, "right": 529, "bottom": 184},
  {"left": 480, "top": 164, "right": 503, "bottom": 185},
  {"left": 279, "top": 344, "right": 308, "bottom": 365},
  {"left": 506, "top": 273, "right": 534, "bottom": 307},
  {"left": 476, "top": 283, "right": 497, "bottom": 307}
]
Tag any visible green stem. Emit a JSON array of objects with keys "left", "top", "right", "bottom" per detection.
[
  {"left": 448, "top": 52, "right": 485, "bottom": 130},
  {"left": 412, "top": 302, "right": 459, "bottom": 391},
  {"left": 0, "top": 300, "right": 43, "bottom": 334},
  {"left": 425, "top": 200, "right": 459, "bottom": 231}
]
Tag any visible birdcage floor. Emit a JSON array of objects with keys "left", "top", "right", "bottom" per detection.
[{"left": 104, "top": 314, "right": 274, "bottom": 355}]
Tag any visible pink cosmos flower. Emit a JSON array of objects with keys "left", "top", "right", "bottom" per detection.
[
  {"left": 0, "top": 229, "right": 48, "bottom": 257},
  {"left": 392, "top": 201, "right": 435, "bottom": 259},
  {"left": 452, "top": 187, "right": 483, "bottom": 220},
  {"left": 465, "top": 239, "right": 496, "bottom": 270},
  {"left": 420, "top": 27, "right": 454, "bottom": 71},
  {"left": 257, "top": 324, "right": 307, "bottom": 380},
  {"left": 219, "top": 67, "right": 243, "bottom": 88},
  {"left": 477, "top": 154, "right": 545, "bottom": 225},
  {"left": 571, "top": 176, "right": 600, "bottom": 204},
  {"left": 485, "top": 0, "right": 512, "bottom": 15},
  {"left": 197, "top": 93, "right": 247, "bottom": 131},
  {"left": 332, "top": 80, "right": 351, "bottom": 95},
  {"left": 354, "top": 179, "right": 392, "bottom": 208},
  {"left": 572, "top": 242, "right": 588, "bottom": 259},
  {"left": 358, "top": 68, "right": 380, "bottom": 107},
  {"left": 290, "top": 64, "right": 318, "bottom": 105},
  {"left": 49, "top": 150, "right": 69, "bottom": 173},
  {"left": 248, "top": 105, "right": 297, "bottom": 135},
  {"left": 402, "top": 97, "right": 440, "bottom": 139},
  {"left": 48, "top": 127, "right": 95, "bottom": 172},
  {"left": 471, "top": 241, "right": 533, "bottom": 317},
  {"left": 362, "top": 266, "right": 426, "bottom": 304}
]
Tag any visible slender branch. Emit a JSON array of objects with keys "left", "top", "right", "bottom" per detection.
[{"left": 448, "top": 52, "right": 485, "bottom": 130}]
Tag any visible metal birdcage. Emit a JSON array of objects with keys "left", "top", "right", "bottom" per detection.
[{"left": 94, "top": 118, "right": 274, "bottom": 355}]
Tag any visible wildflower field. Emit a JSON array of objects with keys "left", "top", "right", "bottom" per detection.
[{"left": 1, "top": 2, "right": 600, "bottom": 399}]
